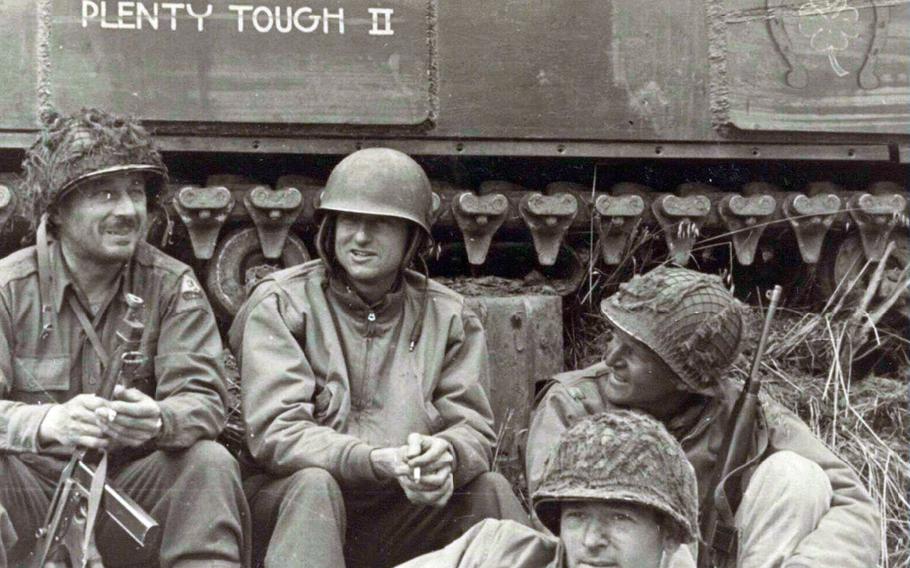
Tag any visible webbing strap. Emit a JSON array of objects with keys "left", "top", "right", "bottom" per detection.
[
  {"left": 36, "top": 216, "right": 56, "bottom": 339},
  {"left": 82, "top": 452, "right": 108, "bottom": 565},
  {"left": 67, "top": 295, "right": 110, "bottom": 369}
]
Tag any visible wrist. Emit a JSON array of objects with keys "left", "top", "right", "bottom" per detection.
[
  {"left": 369, "top": 447, "right": 397, "bottom": 480},
  {"left": 37, "top": 404, "right": 61, "bottom": 446}
]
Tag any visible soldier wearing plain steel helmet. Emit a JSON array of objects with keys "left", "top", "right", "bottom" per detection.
[
  {"left": 314, "top": 147, "right": 434, "bottom": 276},
  {"left": 397, "top": 410, "right": 699, "bottom": 568},
  {"left": 0, "top": 108, "right": 247, "bottom": 564},
  {"left": 230, "top": 147, "right": 528, "bottom": 568},
  {"left": 527, "top": 265, "right": 880, "bottom": 568}
]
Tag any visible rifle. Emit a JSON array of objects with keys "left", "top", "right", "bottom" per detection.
[
  {"left": 698, "top": 285, "right": 782, "bottom": 568},
  {"left": 31, "top": 294, "right": 160, "bottom": 567}
]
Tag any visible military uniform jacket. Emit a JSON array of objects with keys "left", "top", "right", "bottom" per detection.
[
  {"left": 397, "top": 518, "right": 697, "bottom": 568},
  {"left": 0, "top": 240, "right": 228, "bottom": 458},
  {"left": 229, "top": 260, "right": 496, "bottom": 488},
  {"left": 397, "top": 519, "right": 562, "bottom": 568},
  {"left": 525, "top": 362, "right": 881, "bottom": 568}
]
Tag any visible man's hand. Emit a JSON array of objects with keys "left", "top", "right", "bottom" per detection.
[
  {"left": 370, "top": 434, "right": 457, "bottom": 506},
  {"left": 38, "top": 394, "right": 111, "bottom": 450},
  {"left": 397, "top": 433, "right": 455, "bottom": 507},
  {"left": 95, "top": 385, "right": 162, "bottom": 448},
  {"left": 398, "top": 462, "right": 454, "bottom": 507},
  {"left": 370, "top": 446, "right": 411, "bottom": 480},
  {"left": 404, "top": 433, "right": 454, "bottom": 474}
]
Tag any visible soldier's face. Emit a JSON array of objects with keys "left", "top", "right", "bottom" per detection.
[
  {"left": 601, "top": 327, "right": 685, "bottom": 416},
  {"left": 561, "top": 501, "right": 668, "bottom": 568},
  {"left": 53, "top": 173, "right": 148, "bottom": 266},
  {"left": 334, "top": 212, "right": 409, "bottom": 301}
]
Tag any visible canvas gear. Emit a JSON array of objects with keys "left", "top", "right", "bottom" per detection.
[{"left": 600, "top": 266, "right": 746, "bottom": 394}]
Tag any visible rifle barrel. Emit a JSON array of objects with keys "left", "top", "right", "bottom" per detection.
[{"left": 698, "top": 285, "right": 782, "bottom": 568}]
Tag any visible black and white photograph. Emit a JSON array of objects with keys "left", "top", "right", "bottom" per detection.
[{"left": 0, "top": 1, "right": 906, "bottom": 567}]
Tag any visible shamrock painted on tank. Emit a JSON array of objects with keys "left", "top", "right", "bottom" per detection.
[{"left": 798, "top": 0, "right": 860, "bottom": 77}]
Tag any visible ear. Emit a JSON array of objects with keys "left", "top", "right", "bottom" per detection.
[
  {"left": 48, "top": 205, "right": 61, "bottom": 226},
  {"left": 657, "top": 539, "right": 687, "bottom": 568}
]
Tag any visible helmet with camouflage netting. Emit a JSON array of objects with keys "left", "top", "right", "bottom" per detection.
[
  {"left": 20, "top": 108, "right": 167, "bottom": 229},
  {"left": 600, "top": 265, "right": 746, "bottom": 394},
  {"left": 532, "top": 410, "right": 699, "bottom": 544}
]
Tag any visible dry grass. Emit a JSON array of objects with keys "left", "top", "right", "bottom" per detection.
[
  {"left": 740, "top": 306, "right": 909, "bottom": 568},
  {"left": 561, "top": 244, "right": 909, "bottom": 567}
]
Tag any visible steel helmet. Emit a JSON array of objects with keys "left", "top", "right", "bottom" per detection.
[
  {"left": 532, "top": 410, "right": 699, "bottom": 544},
  {"left": 600, "top": 266, "right": 746, "bottom": 394},
  {"left": 317, "top": 148, "right": 433, "bottom": 238},
  {"left": 21, "top": 108, "right": 167, "bottom": 228}
]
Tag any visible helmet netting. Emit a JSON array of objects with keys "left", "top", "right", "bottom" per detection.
[
  {"left": 20, "top": 108, "right": 166, "bottom": 229},
  {"left": 533, "top": 410, "right": 699, "bottom": 544}
]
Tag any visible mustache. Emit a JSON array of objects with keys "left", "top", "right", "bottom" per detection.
[{"left": 105, "top": 218, "right": 140, "bottom": 231}]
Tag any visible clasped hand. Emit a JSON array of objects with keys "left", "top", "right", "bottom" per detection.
[
  {"left": 39, "top": 384, "right": 162, "bottom": 450},
  {"left": 371, "top": 433, "right": 455, "bottom": 508}
]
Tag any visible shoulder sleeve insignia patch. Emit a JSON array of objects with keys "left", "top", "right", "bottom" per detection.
[{"left": 175, "top": 274, "right": 206, "bottom": 312}]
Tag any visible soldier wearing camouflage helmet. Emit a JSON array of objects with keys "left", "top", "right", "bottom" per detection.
[
  {"left": 230, "top": 148, "right": 528, "bottom": 568},
  {"left": 398, "top": 410, "right": 699, "bottom": 568},
  {"left": 0, "top": 108, "right": 248, "bottom": 564},
  {"left": 526, "top": 265, "right": 880, "bottom": 568}
]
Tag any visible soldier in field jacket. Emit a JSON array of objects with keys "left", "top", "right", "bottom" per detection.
[
  {"left": 230, "top": 148, "right": 528, "bottom": 568},
  {"left": 526, "top": 266, "right": 880, "bottom": 568}
]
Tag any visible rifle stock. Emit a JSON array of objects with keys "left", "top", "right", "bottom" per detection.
[{"left": 698, "top": 286, "right": 782, "bottom": 568}]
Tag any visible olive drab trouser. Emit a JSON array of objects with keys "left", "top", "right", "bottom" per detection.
[
  {"left": 246, "top": 469, "right": 529, "bottom": 568},
  {"left": 0, "top": 442, "right": 249, "bottom": 567}
]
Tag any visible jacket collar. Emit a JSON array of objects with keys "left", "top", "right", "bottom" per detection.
[
  {"left": 40, "top": 236, "right": 130, "bottom": 316},
  {"left": 326, "top": 271, "right": 407, "bottom": 323}
]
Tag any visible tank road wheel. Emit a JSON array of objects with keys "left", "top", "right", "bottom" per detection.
[
  {"left": 206, "top": 227, "right": 310, "bottom": 318},
  {"left": 819, "top": 232, "right": 909, "bottom": 316}
]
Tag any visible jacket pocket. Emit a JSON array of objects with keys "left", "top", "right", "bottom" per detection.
[{"left": 12, "top": 355, "right": 70, "bottom": 401}]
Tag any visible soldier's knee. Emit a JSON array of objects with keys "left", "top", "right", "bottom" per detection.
[
  {"left": 182, "top": 440, "right": 240, "bottom": 473},
  {"left": 465, "top": 471, "right": 513, "bottom": 495},
  {"left": 286, "top": 468, "right": 342, "bottom": 499},
  {"left": 744, "top": 451, "right": 832, "bottom": 514}
]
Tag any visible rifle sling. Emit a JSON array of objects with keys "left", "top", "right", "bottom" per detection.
[
  {"left": 65, "top": 299, "right": 114, "bottom": 556},
  {"left": 712, "top": 523, "right": 740, "bottom": 559},
  {"left": 68, "top": 295, "right": 110, "bottom": 368},
  {"left": 82, "top": 452, "right": 109, "bottom": 558}
]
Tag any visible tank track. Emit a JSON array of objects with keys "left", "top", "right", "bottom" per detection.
[{"left": 1, "top": 171, "right": 907, "bottom": 322}]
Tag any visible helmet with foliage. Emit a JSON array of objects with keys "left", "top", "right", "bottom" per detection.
[
  {"left": 532, "top": 410, "right": 699, "bottom": 544},
  {"left": 600, "top": 266, "right": 746, "bottom": 394},
  {"left": 20, "top": 108, "right": 167, "bottom": 228},
  {"left": 315, "top": 147, "right": 433, "bottom": 266}
]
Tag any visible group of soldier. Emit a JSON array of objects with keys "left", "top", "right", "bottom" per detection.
[{"left": 0, "top": 109, "right": 881, "bottom": 568}]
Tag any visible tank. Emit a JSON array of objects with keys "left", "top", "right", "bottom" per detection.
[{"left": 0, "top": 0, "right": 907, "bottom": 322}]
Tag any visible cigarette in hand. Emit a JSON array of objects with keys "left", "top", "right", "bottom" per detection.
[{"left": 412, "top": 467, "right": 421, "bottom": 484}]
